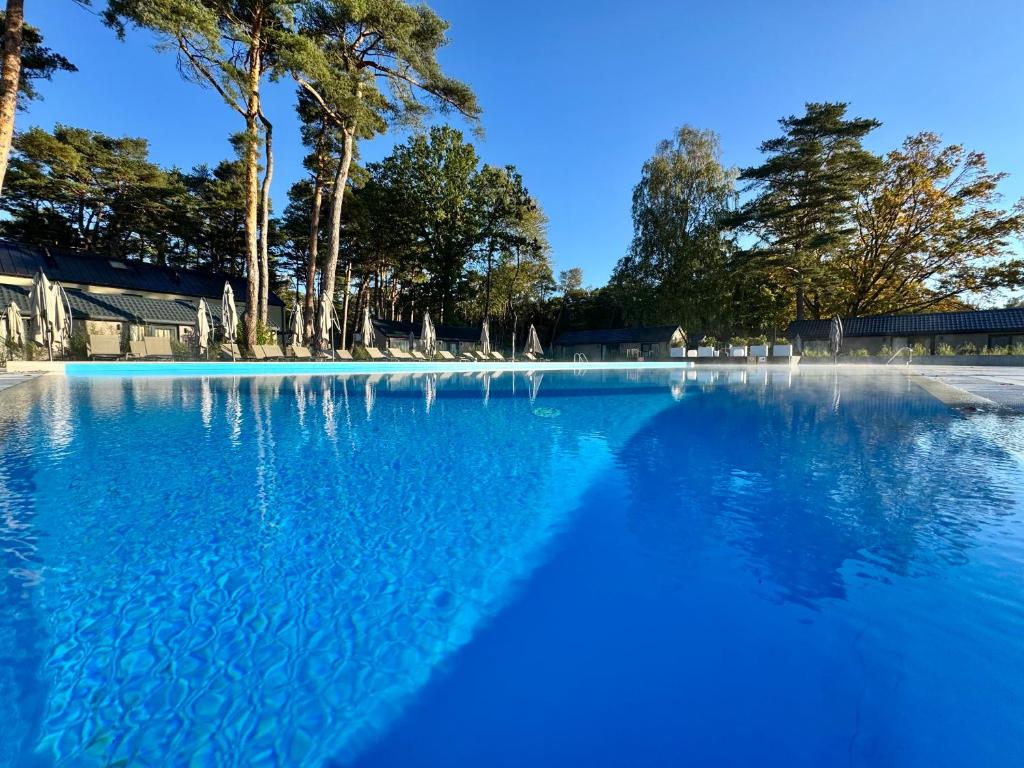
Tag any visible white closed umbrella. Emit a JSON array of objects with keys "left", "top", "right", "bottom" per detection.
[
  {"left": 422, "top": 312, "right": 437, "bottom": 357},
  {"left": 50, "top": 282, "right": 72, "bottom": 357},
  {"left": 316, "top": 300, "right": 337, "bottom": 354},
  {"left": 525, "top": 324, "right": 543, "bottom": 356},
  {"left": 29, "top": 269, "right": 53, "bottom": 351},
  {"left": 360, "top": 307, "right": 377, "bottom": 349},
  {"left": 222, "top": 282, "right": 238, "bottom": 342},
  {"left": 480, "top": 319, "right": 491, "bottom": 355},
  {"left": 290, "top": 302, "right": 304, "bottom": 346},
  {"left": 1, "top": 302, "right": 19, "bottom": 343},
  {"left": 196, "top": 298, "right": 211, "bottom": 355}
]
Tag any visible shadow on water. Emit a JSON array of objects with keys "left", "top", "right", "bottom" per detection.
[{"left": 345, "top": 370, "right": 1024, "bottom": 768}]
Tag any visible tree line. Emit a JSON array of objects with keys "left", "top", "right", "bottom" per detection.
[
  {"left": 0, "top": 6, "right": 1020, "bottom": 349},
  {"left": 612, "top": 103, "right": 1024, "bottom": 339}
]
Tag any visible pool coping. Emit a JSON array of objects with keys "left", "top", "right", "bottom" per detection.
[{"left": 8, "top": 359, "right": 702, "bottom": 378}]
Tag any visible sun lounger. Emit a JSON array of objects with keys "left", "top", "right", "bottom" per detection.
[
  {"left": 334, "top": 349, "right": 354, "bottom": 360},
  {"left": 87, "top": 334, "right": 123, "bottom": 360},
  {"left": 438, "top": 350, "right": 457, "bottom": 361},
  {"left": 364, "top": 347, "right": 388, "bottom": 361},
  {"left": 288, "top": 345, "right": 312, "bottom": 359},
  {"left": 144, "top": 336, "right": 174, "bottom": 359},
  {"left": 460, "top": 351, "right": 476, "bottom": 362},
  {"left": 262, "top": 344, "right": 286, "bottom": 360},
  {"left": 127, "top": 339, "right": 147, "bottom": 359},
  {"left": 388, "top": 347, "right": 413, "bottom": 360},
  {"left": 220, "top": 342, "right": 242, "bottom": 360},
  {"left": 410, "top": 350, "right": 427, "bottom": 360},
  {"left": 490, "top": 351, "right": 506, "bottom": 361}
]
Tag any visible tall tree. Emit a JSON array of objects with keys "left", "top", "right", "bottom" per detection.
[
  {"left": 288, "top": 0, "right": 480, "bottom": 344},
  {"left": 838, "top": 132, "right": 1024, "bottom": 315},
  {"left": 104, "top": 0, "right": 299, "bottom": 347},
  {"left": 733, "top": 102, "right": 881, "bottom": 320},
  {"left": 611, "top": 125, "right": 736, "bottom": 331},
  {"left": 0, "top": 5, "right": 76, "bottom": 196}
]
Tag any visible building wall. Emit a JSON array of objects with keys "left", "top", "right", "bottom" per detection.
[{"left": 812, "top": 331, "right": 1024, "bottom": 355}]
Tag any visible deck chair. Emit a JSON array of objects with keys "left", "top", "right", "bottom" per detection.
[
  {"left": 460, "top": 351, "right": 477, "bottom": 362},
  {"left": 490, "top": 351, "right": 506, "bottom": 361},
  {"left": 288, "top": 344, "right": 313, "bottom": 359},
  {"left": 220, "top": 342, "right": 242, "bottom": 360},
  {"left": 128, "top": 339, "right": 147, "bottom": 359},
  {"left": 388, "top": 347, "right": 413, "bottom": 360},
  {"left": 263, "top": 343, "right": 286, "bottom": 360},
  {"left": 523, "top": 352, "right": 537, "bottom": 362},
  {"left": 334, "top": 349, "right": 354, "bottom": 360},
  {"left": 364, "top": 347, "right": 388, "bottom": 361},
  {"left": 144, "top": 336, "right": 174, "bottom": 359},
  {"left": 409, "top": 350, "right": 427, "bottom": 360},
  {"left": 437, "top": 350, "right": 457, "bottom": 361},
  {"left": 87, "top": 334, "right": 123, "bottom": 360}
]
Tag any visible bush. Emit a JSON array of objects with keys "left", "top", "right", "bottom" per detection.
[
  {"left": 982, "top": 345, "right": 1009, "bottom": 356},
  {"left": 68, "top": 327, "right": 88, "bottom": 360},
  {"left": 171, "top": 340, "right": 192, "bottom": 360},
  {"left": 749, "top": 335, "right": 768, "bottom": 345},
  {"left": 936, "top": 343, "right": 956, "bottom": 356},
  {"left": 775, "top": 337, "right": 789, "bottom": 345},
  {"left": 851, "top": 348, "right": 869, "bottom": 357},
  {"left": 912, "top": 343, "right": 929, "bottom": 357},
  {"left": 1012, "top": 344, "right": 1024, "bottom": 357},
  {"left": 728, "top": 336, "right": 748, "bottom": 347},
  {"left": 879, "top": 345, "right": 892, "bottom": 358},
  {"left": 700, "top": 336, "right": 718, "bottom": 348},
  {"left": 956, "top": 343, "right": 978, "bottom": 355}
]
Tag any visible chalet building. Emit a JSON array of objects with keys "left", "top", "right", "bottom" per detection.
[
  {"left": 552, "top": 326, "right": 685, "bottom": 361},
  {"left": 788, "top": 308, "right": 1024, "bottom": 355},
  {"left": 370, "top": 317, "right": 481, "bottom": 354},
  {"left": 0, "top": 239, "right": 285, "bottom": 341}
]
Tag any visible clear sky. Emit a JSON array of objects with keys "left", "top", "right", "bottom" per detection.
[{"left": 19, "top": 0, "right": 1024, "bottom": 289}]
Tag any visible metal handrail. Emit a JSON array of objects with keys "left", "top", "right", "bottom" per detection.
[
  {"left": 573, "top": 352, "right": 589, "bottom": 364},
  {"left": 886, "top": 346, "right": 913, "bottom": 365}
]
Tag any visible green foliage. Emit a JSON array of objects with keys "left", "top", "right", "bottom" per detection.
[
  {"left": 838, "top": 133, "right": 1024, "bottom": 315},
  {"left": 610, "top": 126, "right": 735, "bottom": 332},
  {"left": 879, "top": 344, "right": 892, "bottom": 358},
  {"left": 956, "top": 342, "right": 978, "bottom": 355},
  {"left": 68, "top": 327, "right": 88, "bottom": 360},
  {"left": 911, "top": 343, "right": 929, "bottom": 357},
  {"left": 730, "top": 102, "right": 881, "bottom": 321},
  {"left": 936, "top": 343, "right": 956, "bottom": 356},
  {"left": 254, "top": 321, "right": 277, "bottom": 345},
  {"left": 849, "top": 348, "right": 869, "bottom": 357},
  {"left": 170, "top": 339, "right": 191, "bottom": 360},
  {"left": 0, "top": 11, "right": 77, "bottom": 106}
]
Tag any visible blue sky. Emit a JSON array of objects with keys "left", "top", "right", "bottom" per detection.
[{"left": 21, "top": 0, "right": 1024, "bottom": 290}]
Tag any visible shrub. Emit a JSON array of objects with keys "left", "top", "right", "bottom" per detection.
[
  {"left": 851, "top": 348, "right": 869, "bottom": 357},
  {"left": 775, "top": 337, "right": 789, "bottom": 345},
  {"left": 982, "top": 345, "right": 1009, "bottom": 356},
  {"left": 68, "top": 327, "right": 88, "bottom": 360},
  {"left": 728, "top": 336, "right": 748, "bottom": 347},
  {"left": 936, "top": 343, "right": 955, "bottom": 356},
  {"left": 911, "top": 343, "right": 929, "bottom": 357},
  {"left": 171, "top": 340, "right": 192, "bottom": 360},
  {"left": 701, "top": 336, "right": 718, "bottom": 348},
  {"left": 750, "top": 335, "right": 768, "bottom": 345},
  {"left": 956, "top": 343, "right": 978, "bottom": 355},
  {"left": 1012, "top": 344, "right": 1024, "bottom": 357},
  {"left": 879, "top": 344, "right": 892, "bottom": 358}
]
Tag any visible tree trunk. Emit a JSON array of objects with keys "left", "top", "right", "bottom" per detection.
[
  {"left": 241, "top": 19, "right": 263, "bottom": 349},
  {"left": 340, "top": 259, "right": 351, "bottom": 349},
  {"left": 303, "top": 146, "right": 325, "bottom": 342},
  {"left": 483, "top": 247, "right": 493, "bottom": 320},
  {"left": 317, "top": 125, "right": 354, "bottom": 349},
  {"left": 0, "top": 0, "right": 24, "bottom": 198},
  {"left": 257, "top": 111, "right": 273, "bottom": 325}
]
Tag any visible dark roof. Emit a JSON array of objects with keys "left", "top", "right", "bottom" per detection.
[
  {"left": 373, "top": 317, "right": 479, "bottom": 343},
  {"left": 0, "top": 283, "right": 220, "bottom": 326},
  {"left": 0, "top": 239, "right": 282, "bottom": 306},
  {"left": 788, "top": 309, "right": 1024, "bottom": 340},
  {"left": 554, "top": 325, "right": 683, "bottom": 346}
]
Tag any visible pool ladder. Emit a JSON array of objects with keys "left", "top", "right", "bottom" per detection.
[
  {"left": 886, "top": 346, "right": 913, "bottom": 365},
  {"left": 573, "top": 353, "right": 589, "bottom": 364}
]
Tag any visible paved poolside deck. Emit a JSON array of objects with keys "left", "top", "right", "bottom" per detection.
[
  {"left": 0, "top": 371, "right": 40, "bottom": 393},
  {"left": 907, "top": 365, "right": 1024, "bottom": 412}
]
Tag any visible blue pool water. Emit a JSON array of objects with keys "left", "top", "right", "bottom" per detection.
[{"left": 1, "top": 368, "right": 1022, "bottom": 766}]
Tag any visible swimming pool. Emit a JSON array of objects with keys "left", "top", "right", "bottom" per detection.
[{"left": 1, "top": 368, "right": 1022, "bottom": 766}]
